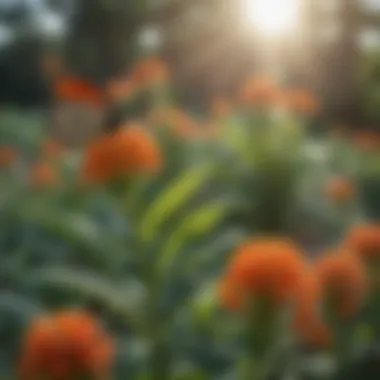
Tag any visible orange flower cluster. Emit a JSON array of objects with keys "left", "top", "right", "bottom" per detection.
[
  {"left": 238, "top": 76, "right": 282, "bottom": 108},
  {"left": 131, "top": 57, "right": 169, "bottom": 88},
  {"left": 106, "top": 77, "right": 135, "bottom": 103},
  {"left": 0, "top": 146, "right": 17, "bottom": 167},
  {"left": 26, "top": 139, "right": 65, "bottom": 189},
  {"left": 54, "top": 77, "right": 104, "bottom": 107},
  {"left": 237, "top": 76, "right": 319, "bottom": 116},
  {"left": 148, "top": 107, "right": 199, "bottom": 137},
  {"left": 19, "top": 310, "right": 113, "bottom": 380},
  {"left": 220, "top": 237, "right": 369, "bottom": 349},
  {"left": 325, "top": 176, "right": 355, "bottom": 204},
  {"left": 210, "top": 97, "right": 232, "bottom": 120},
  {"left": 352, "top": 130, "right": 380, "bottom": 151},
  {"left": 282, "top": 89, "right": 319, "bottom": 116},
  {"left": 314, "top": 250, "right": 366, "bottom": 318},
  {"left": 105, "top": 57, "right": 169, "bottom": 102},
  {"left": 293, "top": 272, "right": 330, "bottom": 348},
  {"left": 82, "top": 124, "right": 162, "bottom": 184},
  {"left": 200, "top": 122, "right": 220, "bottom": 139},
  {"left": 30, "top": 161, "right": 59, "bottom": 188},
  {"left": 220, "top": 238, "right": 305, "bottom": 308},
  {"left": 345, "top": 224, "right": 380, "bottom": 263},
  {"left": 42, "top": 139, "right": 66, "bottom": 160},
  {"left": 52, "top": 56, "right": 169, "bottom": 108},
  {"left": 293, "top": 250, "right": 366, "bottom": 348}
]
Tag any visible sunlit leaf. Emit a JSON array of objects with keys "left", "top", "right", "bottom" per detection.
[
  {"left": 139, "top": 163, "right": 214, "bottom": 243},
  {"left": 158, "top": 201, "right": 228, "bottom": 274}
]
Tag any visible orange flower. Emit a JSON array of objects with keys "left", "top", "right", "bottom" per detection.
[
  {"left": 106, "top": 77, "right": 135, "bottom": 102},
  {"left": 210, "top": 97, "right": 231, "bottom": 119},
  {"left": 82, "top": 124, "right": 162, "bottom": 184},
  {"left": 283, "top": 89, "right": 319, "bottom": 116},
  {"left": 54, "top": 76, "right": 104, "bottom": 107},
  {"left": 238, "top": 76, "right": 282, "bottom": 108},
  {"left": 19, "top": 310, "right": 113, "bottom": 380},
  {"left": 314, "top": 251, "right": 367, "bottom": 318},
  {"left": 131, "top": 57, "right": 169, "bottom": 88},
  {"left": 345, "top": 224, "right": 380, "bottom": 263},
  {"left": 293, "top": 272, "right": 331, "bottom": 348},
  {"left": 219, "top": 275, "right": 243, "bottom": 310},
  {"left": 200, "top": 122, "right": 220, "bottom": 139},
  {"left": 30, "top": 161, "right": 58, "bottom": 188},
  {"left": 220, "top": 238, "right": 306, "bottom": 308},
  {"left": 148, "top": 107, "right": 171, "bottom": 126},
  {"left": 42, "top": 139, "right": 65, "bottom": 159},
  {"left": 0, "top": 146, "right": 17, "bottom": 167},
  {"left": 352, "top": 130, "right": 380, "bottom": 151},
  {"left": 330, "top": 125, "right": 349, "bottom": 139},
  {"left": 325, "top": 176, "right": 355, "bottom": 204},
  {"left": 148, "top": 107, "right": 198, "bottom": 137}
]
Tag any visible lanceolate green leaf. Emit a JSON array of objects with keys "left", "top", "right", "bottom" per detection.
[
  {"left": 139, "top": 163, "right": 215, "bottom": 243},
  {"left": 25, "top": 267, "right": 144, "bottom": 330},
  {"left": 157, "top": 201, "right": 227, "bottom": 275},
  {"left": 7, "top": 202, "right": 125, "bottom": 272},
  {"left": 189, "top": 282, "right": 219, "bottom": 327}
]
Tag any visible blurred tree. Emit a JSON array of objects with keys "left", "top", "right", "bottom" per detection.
[
  {"left": 0, "top": 34, "right": 50, "bottom": 107},
  {"left": 65, "top": 0, "right": 148, "bottom": 84},
  {"left": 153, "top": 0, "right": 262, "bottom": 105},
  {"left": 361, "top": 49, "right": 380, "bottom": 127},
  {"left": 45, "top": 0, "right": 74, "bottom": 14},
  {"left": 0, "top": 0, "right": 66, "bottom": 107},
  {"left": 305, "top": 0, "right": 362, "bottom": 125}
]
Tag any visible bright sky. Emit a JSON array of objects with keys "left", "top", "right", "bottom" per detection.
[{"left": 0, "top": 0, "right": 378, "bottom": 48}]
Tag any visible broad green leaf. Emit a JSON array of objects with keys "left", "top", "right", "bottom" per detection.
[
  {"left": 139, "top": 163, "right": 214, "bottom": 243},
  {"left": 157, "top": 201, "right": 227, "bottom": 274}
]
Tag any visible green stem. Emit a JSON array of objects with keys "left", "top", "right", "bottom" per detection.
[
  {"left": 145, "top": 265, "right": 171, "bottom": 380},
  {"left": 148, "top": 326, "right": 171, "bottom": 380},
  {"left": 332, "top": 322, "right": 354, "bottom": 366},
  {"left": 240, "top": 357, "right": 262, "bottom": 380},
  {"left": 240, "top": 301, "right": 275, "bottom": 380}
]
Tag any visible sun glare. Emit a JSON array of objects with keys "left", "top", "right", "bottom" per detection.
[{"left": 243, "top": 0, "right": 301, "bottom": 36}]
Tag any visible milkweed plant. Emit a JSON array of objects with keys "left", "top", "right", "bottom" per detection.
[{"left": 0, "top": 56, "right": 380, "bottom": 380}]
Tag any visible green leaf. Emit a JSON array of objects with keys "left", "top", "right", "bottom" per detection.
[
  {"left": 172, "top": 366, "right": 208, "bottom": 380},
  {"left": 353, "top": 324, "right": 373, "bottom": 347},
  {"left": 223, "top": 119, "right": 247, "bottom": 152},
  {"left": 158, "top": 201, "right": 227, "bottom": 274},
  {"left": 139, "top": 163, "right": 214, "bottom": 243},
  {"left": 8, "top": 201, "right": 125, "bottom": 272},
  {"left": 25, "top": 267, "right": 144, "bottom": 328},
  {"left": 189, "top": 282, "right": 218, "bottom": 327}
]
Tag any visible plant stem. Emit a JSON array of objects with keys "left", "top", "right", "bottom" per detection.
[
  {"left": 145, "top": 267, "right": 171, "bottom": 380},
  {"left": 148, "top": 326, "right": 171, "bottom": 380},
  {"left": 240, "top": 300, "right": 278, "bottom": 380},
  {"left": 333, "top": 322, "right": 354, "bottom": 366},
  {"left": 240, "top": 357, "right": 262, "bottom": 380},
  {"left": 240, "top": 314, "right": 265, "bottom": 380}
]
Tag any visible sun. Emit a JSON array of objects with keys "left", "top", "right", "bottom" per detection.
[{"left": 243, "top": 0, "right": 301, "bottom": 36}]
